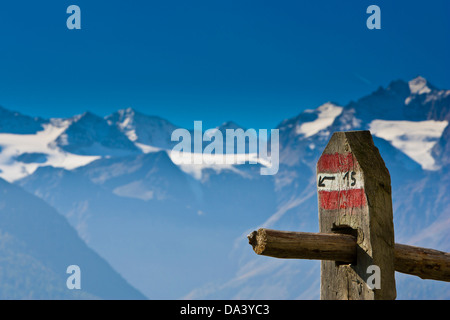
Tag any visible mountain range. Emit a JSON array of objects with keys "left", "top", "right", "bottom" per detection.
[{"left": 0, "top": 75, "right": 449, "bottom": 299}]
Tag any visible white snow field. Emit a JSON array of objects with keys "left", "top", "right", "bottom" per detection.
[
  {"left": 0, "top": 122, "right": 100, "bottom": 182},
  {"left": 295, "top": 102, "right": 343, "bottom": 138},
  {"left": 369, "top": 119, "right": 448, "bottom": 170}
]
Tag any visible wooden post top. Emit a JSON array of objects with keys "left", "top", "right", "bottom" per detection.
[{"left": 317, "top": 131, "right": 396, "bottom": 300}]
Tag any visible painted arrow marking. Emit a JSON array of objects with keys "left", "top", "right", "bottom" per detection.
[{"left": 318, "top": 176, "right": 335, "bottom": 187}]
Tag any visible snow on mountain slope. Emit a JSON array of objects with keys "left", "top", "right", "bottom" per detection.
[
  {"left": 168, "top": 120, "right": 273, "bottom": 180},
  {"left": 168, "top": 150, "right": 268, "bottom": 180},
  {"left": 369, "top": 119, "right": 449, "bottom": 170},
  {"left": 0, "top": 121, "right": 100, "bottom": 182},
  {"left": 295, "top": 103, "right": 343, "bottom": 138},
  {"left": 275, "top": 102, "right": 344, "bottom": 168}
]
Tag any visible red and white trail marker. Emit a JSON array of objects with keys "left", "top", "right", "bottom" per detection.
[
  {"left": 317, "top": 153, "right": 366, "bottom": 210},
  {"left": 317, "top": 131, "right": 396, "bottom": 300}
]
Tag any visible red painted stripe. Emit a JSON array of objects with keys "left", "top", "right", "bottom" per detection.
[
  {"left": 317, "top": 153, "right": 355, "bottom": 173},
  {"left": 319, "top": 189, "right": 367, "bottom": 210}
]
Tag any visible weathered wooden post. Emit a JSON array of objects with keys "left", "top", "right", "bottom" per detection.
[
  {"left": 317, "top": 131, "right": 395, "bottom": 300},
  {"left": 248, "top": 130, "right": 450, "bottom": 300}
]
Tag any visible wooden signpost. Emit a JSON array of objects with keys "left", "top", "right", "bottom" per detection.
[{"left": 248, "top": 131, "right": 450, "bottom": 300}]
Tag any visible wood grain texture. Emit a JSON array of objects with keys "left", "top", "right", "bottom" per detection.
[{"left": 394, "top": 244, "right": 450, "bottom": 282}]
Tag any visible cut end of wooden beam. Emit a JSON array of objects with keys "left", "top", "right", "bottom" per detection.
[
  {"left": 247, "top": 230, "right": 257, "bottom": 248},
  {"left": 247, "top": 229, "right": 267, "bottom": 255}
]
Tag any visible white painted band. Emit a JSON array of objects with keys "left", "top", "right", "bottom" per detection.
[{"left": 317, "top": 170, "right": 364, "bottom": 191}]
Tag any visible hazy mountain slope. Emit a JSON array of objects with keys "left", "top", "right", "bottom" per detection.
[
  {"left": 55, "top": 112, "right": 140, "bottom": 156},
  {"left": 0, "top": 178, "right": 146, "bottom": 299},
  {"left": 432, "top": 124, "right": 450, "bottom": 167},
  {"left": 17, "top": 154, "right": 278, "bottom": 299},
  {"left": 0, "top": 230, "right": 97, "bottom": 300},
  {"left": 0, "top": 106, "right": 45, "bottom": 134},
  {"left": 106, "top": 108, "right": 179, "bottom": 151}
]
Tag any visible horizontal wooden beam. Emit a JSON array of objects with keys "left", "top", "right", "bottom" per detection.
[
  {"left": 393, "top": 243, "right": 450, "bottom": 282},
  {"left": 248, "top": 228, "right": 450, "bottom": 282},
  {"left": 247, "top": 228, "right": 357, "bottom": 263}
]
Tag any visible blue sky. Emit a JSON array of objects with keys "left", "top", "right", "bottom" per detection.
[{"left": 0, "top": 0, "right": 449, "bottom": 130}]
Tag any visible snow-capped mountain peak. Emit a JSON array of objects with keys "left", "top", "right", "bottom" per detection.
[
  {"left": 106, "top": 108, "right": 179, "bottom": 151},
  {"left": 54, "top": 111, "right": 140, "bottom": 156},
  {"left": 107, "top": 108, "right": 139, "bottom": 141},
  {"left": 408, "top": 76, "right": 433, "bottom": 95},
  {"left": 0, "top": 105, "right": 45, "bottom": 134}
]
